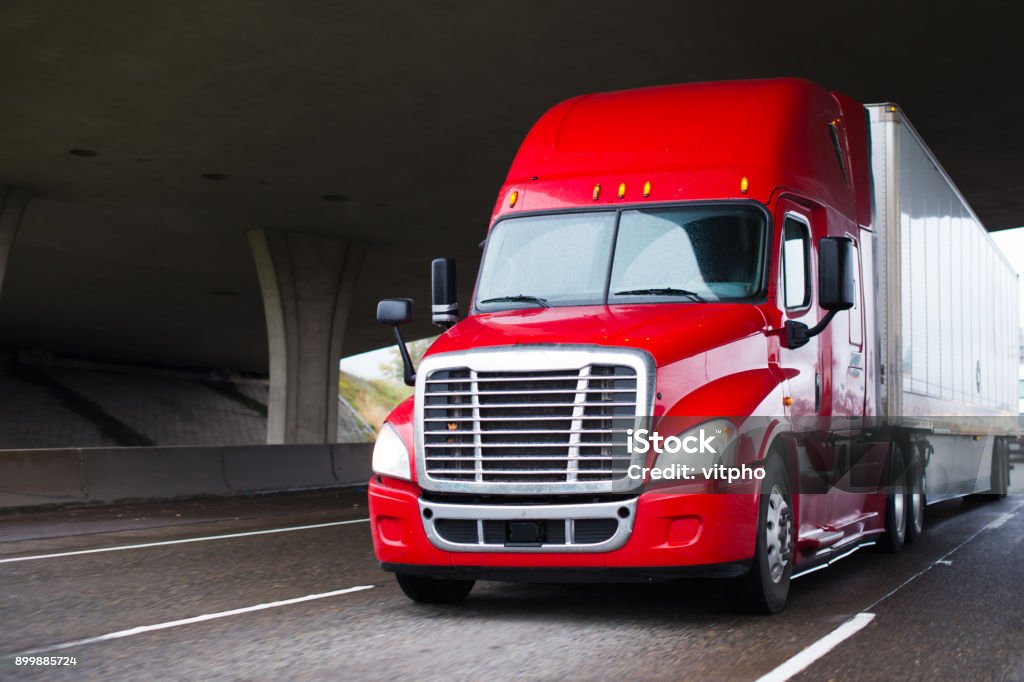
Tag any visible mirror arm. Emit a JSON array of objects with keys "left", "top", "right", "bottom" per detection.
[
  {"left": 391, "top": 325, "right": 417, "bottom": 386},
  {"left": 803, "top": 308, "right": 839, "bottom": 339},
  {"left": 782, "top": 309, "right": 840, "bottom": 349}
]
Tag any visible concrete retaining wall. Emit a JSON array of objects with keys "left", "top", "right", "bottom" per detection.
[{"left": 0, "top": 443, "right": 373, "bottom": 510}]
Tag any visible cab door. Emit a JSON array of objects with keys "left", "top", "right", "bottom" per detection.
[
  {"left": 831, "top": 239, "right": 866, "bottom": 422},
  {"left": 774, "top": 198, "right": 834, "bottom": 546},
  {"left": 827, "top": 237, "right": 876, "bottom": 539}
]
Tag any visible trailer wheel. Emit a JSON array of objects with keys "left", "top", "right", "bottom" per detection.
[
  {"left": 731, "top": 456, "right": 792, "bottom": 614},
  {"left": 905, "top": 444, "right": 926, "bottom": 544},
  {"left": 978, "top": 439, "right": 1010, "bottom": 500},
  {"left": 395, "top": 574, "right": 475, "bottom": 604},
  {"left": 878, "top": 442, "right": 907, "bottom": 553}
]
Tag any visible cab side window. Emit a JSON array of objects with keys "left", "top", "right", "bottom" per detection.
[{"left": 782, "top": 217, "right": 811, "bottom": 309}]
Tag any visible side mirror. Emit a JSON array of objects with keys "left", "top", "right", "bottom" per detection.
[
  {"left": 376, "top": 298, "right": 416, "bottom": 386},
  {"left": 376, "top": 298, "right": 413, "bottom": 326},
  {"left": 431, "top": 258, "right": 458, "bottom": 329},
  {"left": 818, "top": 237, "right": 856, "bottom": 311},
  {"left": 783, "top": 237, "right": 856, "bottom": 349}
]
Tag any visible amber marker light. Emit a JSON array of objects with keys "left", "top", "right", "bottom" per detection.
[
  {"left": 508, "top": 190, "right": 519, "bottom": 208},
  {"left": 740, "top": 176, "right": 749, "bottom": 194},
  {"left": 618, "top": 182, "right": 626, "bottom": 199},
  {"left": 593, "top": 184, "right": 601, "bottom": 200},
  {"left": 783, "top": 396, "right": 794, "bottom": 407},
  {"left": 643, "top": 181, "right": 651, "bottom": 198}
]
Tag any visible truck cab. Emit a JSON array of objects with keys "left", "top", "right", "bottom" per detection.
[{"left": 368, "top": 79, "right": 924, "bottom": 612}]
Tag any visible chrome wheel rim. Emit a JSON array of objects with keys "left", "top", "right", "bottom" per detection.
[
  {"left": 910, "top": 469, "right": 924, "bottom": 534},
  {"left": 893, "top": 483, "right": 906, "bottom": 540},
  {"left": 765, "top": 485, "right": 792, "bottom": 583}
]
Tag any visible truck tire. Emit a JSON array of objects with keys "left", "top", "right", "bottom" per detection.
[
  {"left": 905, "top": 443, "right": 926, "bottom": 544},
  {"left": 977, "top": 439, "right": 1010, "bottom": 500},
  {"left": 731, "top": 456, "right": 792, "bottom": 614},
  {"left": 878, "top": 442, "right": 907, "bottom": 553},
  {"left": 395, "top": 573, "right": 475, "bottom": 604}
]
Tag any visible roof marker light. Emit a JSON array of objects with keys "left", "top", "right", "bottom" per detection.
[
  {"left": 740, "top": 176, "right": 749, "bottom": 194},
  {"left": 643, "top": 181, "right": 651, "bottom": 198},
  {"left": 618, "top": 183, "right": 626, "bottom": 199},
  {"left": 593, "top": 184, "right": 601, "bottom": 201},
  {"left": 508, "top": 190, "right": 519, "bottom": 208}
]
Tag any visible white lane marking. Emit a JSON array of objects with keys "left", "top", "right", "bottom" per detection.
[
  {"left": 759, "top": 500, "right": 1023, "bottom": 681},
  {"left": 987, "top": 511, "right": 1015, "bottom": 529},
  {"left": 864, "top": 500, "right": 1023, "bottom": 613},
  {"left": 755, "top": 613, "right": 875, "bottom": 682},
  {"left": 15, "top": 585, "right": 375, "bottom": 655},
  {"left": 0, "top": 518, "right": 370, "bottom": 564}
]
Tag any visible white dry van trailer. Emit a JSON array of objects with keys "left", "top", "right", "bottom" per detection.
[{"left": 868, "top": 103, "right": 1019, "bottom": 501}]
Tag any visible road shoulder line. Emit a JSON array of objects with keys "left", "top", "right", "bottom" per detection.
[
  {"left": 11, "top": 585, "right": 375, "bottom": 656},
  {"left": 0, "top": 517, "right": 370, "bottom": 564}
]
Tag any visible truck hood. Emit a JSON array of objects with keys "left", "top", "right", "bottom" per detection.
[{"left": 429, "top": 303, "right": 768, "bottom": 367}]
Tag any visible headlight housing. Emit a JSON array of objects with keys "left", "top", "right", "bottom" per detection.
[
  {"left": 372, "top": 423, "right": 411, "bottom": 481},
  {"left": 652, "top": 418, "right": 738, "bottom": 476}
]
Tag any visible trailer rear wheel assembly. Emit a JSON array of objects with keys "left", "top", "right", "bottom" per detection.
[
  {"left": 905, "top": 443, "right": 926, "bottom": 543},
  {"left": 975, "top": 438, "right": 1010, "bottom": 501},
  {"left": 879, "top": 442, "right": 907, "bottom": 553}
]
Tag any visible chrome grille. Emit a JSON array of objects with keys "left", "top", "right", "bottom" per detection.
[{"left": 422, "top": 364, "right": 638, "bottom": 485}]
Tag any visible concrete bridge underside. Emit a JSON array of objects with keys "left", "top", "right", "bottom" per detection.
[{"left": 0, "top": 1, "right": 1021, "bottom": 444}]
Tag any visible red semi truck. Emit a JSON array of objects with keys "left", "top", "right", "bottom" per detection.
[{"left": 368, "top": 78, "right": 1019, "bottom": 612}]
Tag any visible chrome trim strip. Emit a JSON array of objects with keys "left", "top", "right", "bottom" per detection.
[
  {"left": 413, "top": 345, "right": 655, "bottom": 495},
  {"left": 791, "top": 537, "right": 879, "bottom": 579},
  {"left": 418, "top": 497, "right": 638, "bottom": 553}
]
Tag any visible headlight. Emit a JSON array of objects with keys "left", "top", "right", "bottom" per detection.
[
  {"left": 652, "top": 418, "right": 738, "bottom": 475},
  {"left": 372, "top": 423, "right": 411, "bottom": 480}
]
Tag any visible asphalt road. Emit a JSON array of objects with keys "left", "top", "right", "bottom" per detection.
[{"left": 1, "top": 475, "right": 1022, "bottom": 681}]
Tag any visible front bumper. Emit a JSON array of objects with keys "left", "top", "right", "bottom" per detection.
[{"left": 369, "top": 476, "right": 759, "bottom": 578}]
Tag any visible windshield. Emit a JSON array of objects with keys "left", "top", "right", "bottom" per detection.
[{"left": 476, "top": 205, "right": 767, "bottom": 311}]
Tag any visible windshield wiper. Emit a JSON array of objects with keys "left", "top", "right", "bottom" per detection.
[
  {"left": 613, "top": 287, "right": 710, "bottom": 303},
  {"left": 479, "top": 294, "right": 551, "bottom": 308}
]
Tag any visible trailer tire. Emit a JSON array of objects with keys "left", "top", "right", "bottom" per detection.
[
  {"left": 905, "top": 444, "right": 926, "bottom": 544},
  {"left": 395, "top": 574, "right": 475, "bottom": 604},
  {"left": 731, "top": 456, "right": 792, "bottom": 614},
  {"left": 878, "top": 442, "right": 907, "bottom": 553},
  {"left": 978, "top": 439, "right": 1010, "bottom": 500}
]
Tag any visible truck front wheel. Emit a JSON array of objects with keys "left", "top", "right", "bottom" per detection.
[
  {"left": 732, "top": 456, "right": 793, "bottom": 614},
  {"left": 395, "top": 573, "right": 475, "bottom": 604}
]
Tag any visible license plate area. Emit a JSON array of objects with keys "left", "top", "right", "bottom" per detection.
[{"left": 506, "top": 521, "right": 545, "bottom": 546}]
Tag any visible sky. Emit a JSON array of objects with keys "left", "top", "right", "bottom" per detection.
[
  {"left": 991, "top": 227, "right": 1024, "bottom": 324},
  {"left": 341, "top": 227, "right": 1024, "bottom": 382},
  {"left": 339, "top": 342, "right": 397, "bottom": 381}
]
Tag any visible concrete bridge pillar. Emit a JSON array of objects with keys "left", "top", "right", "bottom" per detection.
[
  {"left": 248, "top": 230, "right": 365, "bottom": 444},
  {"left": 0, "top": 187, "right": 30, "bottom": 303}
]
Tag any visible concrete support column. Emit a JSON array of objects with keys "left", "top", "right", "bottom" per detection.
[
  {"left": 0, "top": 186, "right": 30, "bottom": 303},
  {"left": 248, "top": 230, "right": 364, "bottom": 444}
]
